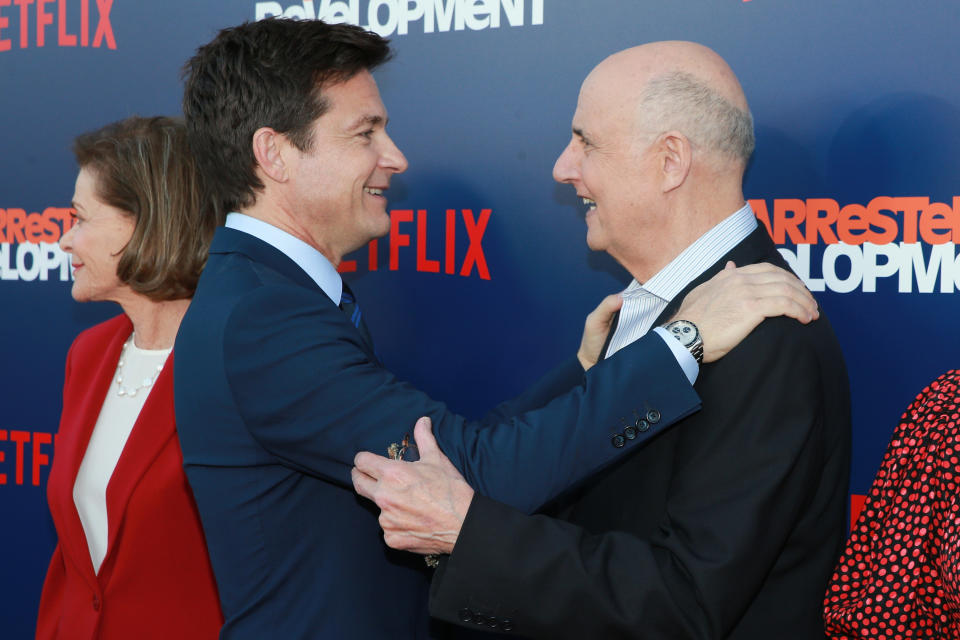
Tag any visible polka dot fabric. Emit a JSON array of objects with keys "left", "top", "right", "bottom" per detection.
[{"left": 824, "top": 370, "right": 960, "bottom": 639}]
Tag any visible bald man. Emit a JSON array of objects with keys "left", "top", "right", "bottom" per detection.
[{"left": 354, "top": 42, "right": 851, "bottom": 638}]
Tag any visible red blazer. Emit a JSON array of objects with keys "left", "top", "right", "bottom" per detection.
[{"left": 37, "top": 314, "right": 222, "bottom": 640}]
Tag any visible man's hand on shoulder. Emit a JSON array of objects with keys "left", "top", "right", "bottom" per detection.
[
  {"left": 352, "top": 417, "right": 474, "bottom": 556},
  {"left": 577, "top": 293, "right": 623, "bottom": 371},
  {"left": 673, "top": 261, "right": 818, "bottom": 363}
]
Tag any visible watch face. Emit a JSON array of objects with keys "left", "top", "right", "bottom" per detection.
[{"left": 668, "top": 320, "right": 698, "bottom": 347}]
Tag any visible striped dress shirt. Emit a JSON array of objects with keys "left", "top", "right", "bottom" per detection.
[{"left": 605, "top": 204, "right": 759, "bottom": 359}]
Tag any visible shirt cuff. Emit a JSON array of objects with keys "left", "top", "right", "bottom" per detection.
[{"left": 652, "top": 326, "right": 699, "bottom": 385}]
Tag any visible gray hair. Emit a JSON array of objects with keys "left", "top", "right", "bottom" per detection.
[{"left": 637, "top": 71, "right": 755, "bottom": 165}]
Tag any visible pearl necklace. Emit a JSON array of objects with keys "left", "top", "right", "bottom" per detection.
[{"left": 114, "top": 334, "right": 168, "bottom": 398}]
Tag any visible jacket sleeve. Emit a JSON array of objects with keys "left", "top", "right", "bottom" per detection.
[
  {"left": 480, "top": 357, "right": 585, "bottom": 424},
  {"left": 221, "top": 284, "right": 700, "bottom": 514},
  {"left": 429, "top": 318, "right": 839, "bottom": 638}
]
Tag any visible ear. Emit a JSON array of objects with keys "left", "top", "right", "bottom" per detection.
[
  {"left": 658, "top": 131, "right": 692, "bottom": 193},
  {"left": 251, "top": 127, "right": 290, "bottom": 184}
]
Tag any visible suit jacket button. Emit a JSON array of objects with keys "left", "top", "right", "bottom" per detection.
[
  {"left": 611, "top": 433, "right": 626, "bottom": 448},
  {"left": 646, "top": 409, "right": 661, "bottom": 424},
  {"left": 92, "top": 595, "right": 101, "bottom": 611},
  {"left": 501, "top": 619, "right": 514, "bottom": 632},
  {"left": 623, "top": 425, "right": 638, "bottom": 440},
  {"left": 636, "top": 418, "right": 650, "bottom": 432},
  {"left": 459, "top": 608, "right": 473, "bottom": 623},
  {"left": 486, "top": 616, "right": 499, "bottom": 628}
]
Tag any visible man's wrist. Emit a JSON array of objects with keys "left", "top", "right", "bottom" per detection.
[
  {"left": 652, "top": 327, "right": 699, "bottom": 385},
  {"left": 662, "top": 319, "right": 704, "bottom": 365}
]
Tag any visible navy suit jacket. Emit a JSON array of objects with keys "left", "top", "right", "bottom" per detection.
[{"left": 174, "top": 227, "right": 702, "bottom": 639}]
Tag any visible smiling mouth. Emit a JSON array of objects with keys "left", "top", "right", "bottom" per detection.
[
  {"left": 582, "top": 197, "right": 596, "bottom": 211},
  {"left": 363, "top": 187, "right": 385, "bottom": 196}
]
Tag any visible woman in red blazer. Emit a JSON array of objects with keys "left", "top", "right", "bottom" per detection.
[{"left": 37, "top": 117, "right": 223, "bottom": 639}]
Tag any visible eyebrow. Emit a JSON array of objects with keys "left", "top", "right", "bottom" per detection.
[{"left": 346, "top": 114, "right": 386, "bottom": 131}]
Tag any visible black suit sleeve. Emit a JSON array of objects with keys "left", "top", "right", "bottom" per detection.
[{"left": 430, "top": 318, "right": 834, "bottom": 638}]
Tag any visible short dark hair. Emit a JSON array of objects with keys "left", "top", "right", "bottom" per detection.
[
  {"left": 73, "top": 116, "right": 218, "bottom": 301},
  {"left": 182, "top": 18, "right": 392, "bottom": 214}
]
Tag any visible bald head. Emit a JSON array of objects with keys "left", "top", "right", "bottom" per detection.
[{"left": 584, "top": 41, "right": 754, "bottom": 167}]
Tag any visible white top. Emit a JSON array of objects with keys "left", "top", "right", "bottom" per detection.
[
  {"left": 226, "top": 212, "right": 343, "bottom": 304},
  {"left": 605, "top": 204, "right": 759, "bottom": 370},
  {"left": 73, "top": 336, "right": 170, "bottom": 573}
]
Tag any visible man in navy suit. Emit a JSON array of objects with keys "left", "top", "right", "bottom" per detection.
[{"left": 174, "top": 20, "right": 818, "bottom": 639}]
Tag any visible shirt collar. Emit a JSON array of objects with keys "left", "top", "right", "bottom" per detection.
[
  {"left": 627, "top": 203, "right": 758, "bottom": 303},
  {"left": 225, "top": 212, "right": 343, "bottom": 305}
]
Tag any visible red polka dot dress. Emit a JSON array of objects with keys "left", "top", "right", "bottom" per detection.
[{"left": 824, "top": 370, "right": 960, "bottom": 639}]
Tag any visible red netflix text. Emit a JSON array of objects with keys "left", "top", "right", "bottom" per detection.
[
  {"left": 0, "top": 430, "right": 54, "bottom": 486},
  {"left": 338, "top": 208, "right": 492, "bottom": 280},
  {"left": 0, "top": 0, "right": 115, "bottom": 51}
]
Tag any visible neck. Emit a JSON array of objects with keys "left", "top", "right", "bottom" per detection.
[
  {"left": 618, "top": 183, "right": 745, "bottom": 283},
  {"left": 119, "top": 297, "right": 191, "bottom": 349},
  {"left": 241, "top": 195, "right": 342, "bottom": 265}
]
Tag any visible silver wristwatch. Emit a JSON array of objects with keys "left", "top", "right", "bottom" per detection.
[{"left": 663, "top": 319, "right": 703, "bottom": 365}]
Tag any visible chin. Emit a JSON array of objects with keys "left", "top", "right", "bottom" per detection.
[
  {"left": 585, "top": 231, "right": 607, "bottom": 252},
  {"left": 370, "top": 213, "right": 391, "bottom": 239}
]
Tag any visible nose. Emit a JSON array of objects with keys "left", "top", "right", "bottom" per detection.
[
  {"left": 59, "top": 221, "right": 74, "bottom": 253},
  {"left": 379, "top": 132, "right": 408, "bottom": 175},
  {"left": 552, "top": 140, "right": 580, "bottom": 184}
]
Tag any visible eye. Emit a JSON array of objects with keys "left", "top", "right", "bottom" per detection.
[{"left": 359, "top": 129, "right": 374, "bottom": 140}]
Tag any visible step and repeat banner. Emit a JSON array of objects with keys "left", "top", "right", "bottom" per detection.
[{"left": 2, "top": 0, "right": 958, "bottom": 635}]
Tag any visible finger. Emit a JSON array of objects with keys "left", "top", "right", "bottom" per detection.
[
  {"left": 731, "top": 262, "right": 789, "bottom": 276},
  {"left": 724, "top": 260, "right": 737, "bottom": 270},
  {"left": 596, "top": 292, "right": 623, "bottom": 315},
  {"left": 586, "top": 293, "right": 623, "bottom": 328},
  {"left": 753, "top": 294, "right": 817, "bottom": 323},
  {"left": 353, "top": 451, "right": 389, "bottom": 479},
  {"left": 735, "top": 269, "right": 815, "bottom": 302},
  {"left": 351, "top": 466, "right": 379, "bottom": 501},
  {"left": 413, "top": 416, "right": 441, "bottom": 461},
  {"left": 586, "top": 293, "right": 621, "bottom": 320},
  {"left": 757, "top": 280, "right": 818, "bottom": 314}
]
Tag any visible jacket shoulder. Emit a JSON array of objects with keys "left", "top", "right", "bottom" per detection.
[{"left": 69, "top": 313, "right": 130, "bottom": 354}]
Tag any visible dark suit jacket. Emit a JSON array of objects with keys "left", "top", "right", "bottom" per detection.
[
  {"left": 173, "top": 227, "right": 703, "bottom": 639},
  {"left": 37, "top": 315, "right": 222, "bottom": 640},
  {"left": 429, "top": 226, "right": 852, "bottom": 639}
]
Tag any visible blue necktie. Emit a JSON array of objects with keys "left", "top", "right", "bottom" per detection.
[{"left": 339, "top": 284, "right": 375, "bottom": 353}]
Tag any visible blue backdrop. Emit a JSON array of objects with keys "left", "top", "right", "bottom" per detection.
[{"left": 2, "top": 1, "right": 959, "bottom": 636}]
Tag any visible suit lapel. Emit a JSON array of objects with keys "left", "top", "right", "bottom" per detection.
[
  {"left": 98, "top": 354, "right": 177, "bottom": 582},
  {"left": 211, "top": 226, "right": 381, "bottom": 363},
  {"left": 50, "top": 316, "right": 131, "bottom": 591},
  {"left": 210, "top": 226, "right": 322, "bottom": 292}
]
